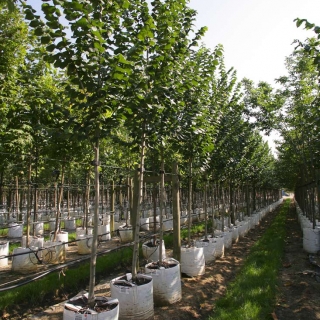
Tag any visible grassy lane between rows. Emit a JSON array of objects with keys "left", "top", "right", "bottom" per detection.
[{"left": 210, "top": 199, "right": 290, "bottom": 320}]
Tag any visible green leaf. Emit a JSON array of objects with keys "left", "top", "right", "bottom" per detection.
[
  {"left": 75, "top": 17, "right": 89, "bottom": 28},
  {"left": 122, "top": 0, "right": 130, "bottom": 9},
  {"left": 29, "top": 20, "right": 40, "bottom": 28},
  {"left": 42, "top": 3, "right": 56, "bottom": 15},
  {"left": 34, "top": 27, "right": 44, "bottom": 36},
  {"left": 46, "top": 44, "right": 56, "bottom": 52},
  {"left": 41, "top": 36, "right": 51, "bottom": 44},
  {"left": 113, "top": 72, "right": 124, "bottom": 80},
  {"left": 25, "top": 10, "right": 34, "bottom": 20},
  {"left": 118, "top": 54, "right": 131, "bottom": 65}
]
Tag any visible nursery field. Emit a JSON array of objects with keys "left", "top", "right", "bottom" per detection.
[{"left": 2, "top": 198, "right": 314, "bottom": 320}]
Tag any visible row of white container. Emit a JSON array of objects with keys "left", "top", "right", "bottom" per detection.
[
  {"left": 64, "top": 199, "right": 284, "bottom": 320},
  {"left": 296, "top": 202, "right": 320, "bottom": 253},
  {"left": 1, "top": 199, "right": 283, "bottom": 271}
]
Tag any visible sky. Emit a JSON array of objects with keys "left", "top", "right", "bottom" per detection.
[
  {"left": 186, "top": 0, "right": 320, "bottom": 155},
  {"left": 188, "top": 0, "right": 320, "bottom": 86}
]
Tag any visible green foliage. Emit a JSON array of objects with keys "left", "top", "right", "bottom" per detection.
[{"left": 275, "top": 43, "right": 320, "bottom": 189}]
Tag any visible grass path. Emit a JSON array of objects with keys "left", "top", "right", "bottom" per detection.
[{"left": 210, "top": 199, "right": 290, "bottom": 320}]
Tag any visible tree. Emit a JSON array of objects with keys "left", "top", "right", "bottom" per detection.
[{"left": 24, "top": 0, "right": 151, "bottom": 307}]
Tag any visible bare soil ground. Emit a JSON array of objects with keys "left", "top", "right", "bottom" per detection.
[
  {"left": 3, "top": 198, "right": 320, "bottom": 320},
  {"left": 273, "top": 200, "right": 320, "bottom": 320}
]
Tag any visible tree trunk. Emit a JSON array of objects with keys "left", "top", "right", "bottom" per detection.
[
  {"left": 187, "top": 158, "right": 192, "bottom": 244},
  {"left": 88, "top": 138, "right": 100, "bottom": 307},
  {"left": 172, "top": 162, "right": 181, "bottom": 262},
  {"left": 132, "top": 132, "right": 146, "bottom": 281}
]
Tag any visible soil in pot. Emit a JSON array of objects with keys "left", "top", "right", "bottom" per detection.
[
  {"left": 145, "top": 259, "right": 182, "bottom": 306},
  {"left": 110, "top": 273, "right": 154, "bottom": 320},
  {"left": 64, "top": 293, "right": 119, "bottom": 320}
]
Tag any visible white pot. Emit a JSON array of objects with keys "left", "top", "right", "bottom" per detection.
[
  {"left": 118, "top": 226, "right": 133, "bottom": 242},
  {"left": 145, "top": 258, "right": 182, "bottom": 306},
  {"left": 110, "top": 273, "right": 154, "bottom": 320},
  {"left": 195, "top": 239, "right": 216, "bottom": 263},
  {"left": 140, "top": 217, "right": 150, "bottom": 231},
  {"left": 210, "top": 236, "right": 224, "bottom": 258},
  {"left": 12, "top": 247, "right": 38, "bottom": 273},
  {"left": 76, "top": 227, "right": 93, "bottom": 237},
  {"left": 64, "top": 218, "right": 76, "bottom": 230},
  {"left": 180, "top": 215, "right": 188, "bottom": 225},
  {"left": 303, "top": 227, "right": 320, "bottom": 253},
  {"left": 49, "top": 219, "right": 56, "bottom": 232},
  {"left": 63, "top": 292, "right": 119, "bottom": 320},
  {"left": 162, "top": 218, "right": 173, "bottom": 231},
  {"left": 191, "top": 213, "right": 198, "bottom": 223},
  {"left": 0, "top": 241, "right": 9, "bottom": 267},
  {"left": 42, "top": 241, "right": 66, "bottom": 264},
  {"left": 50, "top": 231, "right": 69, "bottom": 248},
  {"left": 77, "top": 234, "right": 93, "bottom": 255},
  {"left": 149, "top": 216, "right": 160, "bottom": 231},
  {"left": 33, "top": 222, "right": 44, "bottom": 236},
  {"left": 21, "top": 236, "right": 44, "bottom": 249},
  {"left": 142, "top": 240, "right": 166, "bottom": 262},
  {"left": 222, "top": 231, "right": 233, "bottom": 249},
  {"left": 101, "top": 214, "right": 110, "bottom": 225},
  {"left": 181, "top": 246, "right": 205, "bottom": 277},
  {"left": 98, "top": 224, "right": 111, "bottom": 241},
  {"left": 231, "top": 227, "right": 239, "bottom": 243},
  {"left": 8, "top": 223, "right": 23, "bottom": 238}
]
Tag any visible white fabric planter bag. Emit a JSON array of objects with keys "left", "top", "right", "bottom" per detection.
[
  {"left": 191, "top": 213, "right": 198, "bottom": 223},
  {"left": 244, "top": 217, "right": 253, "bottom": 230},
  {"left": 101, "top": 214, "right": 111, "bottom": 225},
  {"left": 98, "top": 224, "right": 110, "bottom": 241},
  {"left": 210, "top": 236, "right": 224, "bottom": 258},
  {"left": 303, "top": 227, "right": 320, "bottom": 253},
  {"left": 77, "top": 234, "right": 93, "bottom": 255},
  {"left": 145, "top": 258, "right": 182, "bottom": 306},
  {"left": 42, "top": 241, "right": 66, "bottom": 264},
  {"left": 50, "top": 231, "right": 69, "bottom": 248},
  {"left": 195, "top": 239, "right": 216, "bottom": 263},
  {"left": 0, "top": 241, "right": 9, "bottom": 267},
  {"left": 12, "top": 246, "right": 38, "bottom": 273},
  {"left": 49, "top": 219, "right": 56, "bottom": 232},
  {"left": 64, "top": 293, "right": 119, "bottom": 320},
  {"left": 118, "top": 226, "right": 133, "bottom": 242},
  {"left": 64, "top": 218, "right": 76, "bottom": 230},
  {"left": 110, "top": 273, "right": 154, "bottom": 320},
  {"left": 140, "top": 217, "right": 150, "bottom": 231},
  {"left": 76, "top": 227, "right": 93, "bottom": 237},
  {"left": 32, "top": 222, "right": 44, "bottom": 236},
  {"left": 180, "top": 215, "right": 188, "bottom": 225},
  {"left": 231, "top": 227, "right": 239, "bottom": 243},
  {"left": 8, "top": 223, "right": 23, "bottom": 238},
  {"left": 181, "top": 246, "right": 205, "bottom": 277},
  {"left": 162, "top": 218, "right": 173, "bottom": 231},
  {"left": 114, "top": 213, "right": 120, "bottom": 222},
  {"left": 142, "top": 240, "right": 166, "bottom": 262},
  {"left": 149, "top": 216, "right": 160, "bottom": 231},
  {"left": 222, "top": 231, "right": 233, "bottom": 249},
  {"left": 199, "top": 210, "right": 206, "bottom": 221},
  {"left": 237, "top": 224, "right": 246, "bottom": 237},
  {"left": 21, "top": 236, "right": 44, "bottom": 251}
]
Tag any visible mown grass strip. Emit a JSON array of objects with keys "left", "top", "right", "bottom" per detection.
[{"left": 210, "top": 199, "right": 290, "bottom": 320}]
